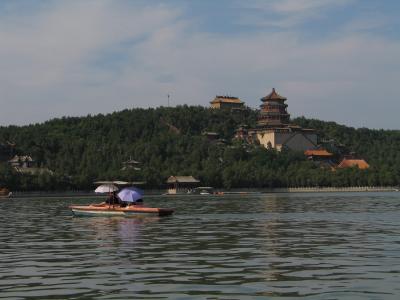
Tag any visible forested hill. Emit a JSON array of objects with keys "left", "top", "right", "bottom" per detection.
[
  {"left": 294, "top": 117, "right": 400, "bottom": 174},
  {"left": 0, "top": 106, "right": 399, "bottom": 191}
]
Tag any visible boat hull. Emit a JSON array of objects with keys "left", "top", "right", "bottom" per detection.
[{"left": 69, "top": 204, "right": 174, "bottom": 217}]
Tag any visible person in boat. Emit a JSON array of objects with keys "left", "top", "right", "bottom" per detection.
[
  {"left": 105, "top": 192, "right": 120, "bottom": 206},
  {"left": 133, "top": 198, "right": 143, "bottom": 205},
  {"left": 120, "top": 198, "right": 143, "bottom": 207}
]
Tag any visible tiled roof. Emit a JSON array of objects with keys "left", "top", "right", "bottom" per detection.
[
  {"left": 304, "top": 149, "right": 333, "bottom": 157},
  {"left": 8, "top": 155, "right": 33, "bottom": 163},
  {"left": 210, "top": 96, "right": 243, "bottom": 104},
  {"left": 123, "top": 159, "right": 140, "bottom": 164},
  {"left": 338, "top": 159, "right": 370, "bottom": 169},
  {"left": 261, "top": 88, "right": 287, "bottom": 101}
]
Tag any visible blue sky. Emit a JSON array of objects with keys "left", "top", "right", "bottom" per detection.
[{"left": 0, "top": 0, "right": 399, "bottom": 129}]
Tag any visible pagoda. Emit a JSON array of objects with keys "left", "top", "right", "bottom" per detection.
[
  {"left": 238, "top": 88, "right": 318, "bottom": 152},
  {"left": 258, "top": 88, "right": 290, "bottom": 128}
]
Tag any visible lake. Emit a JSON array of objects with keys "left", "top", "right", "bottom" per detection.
[{"left": 1, "top": 192, "right": 400, "bottom": 299}]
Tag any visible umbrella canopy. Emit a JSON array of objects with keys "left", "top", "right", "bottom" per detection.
[
  {"left": 118, "top": 187, "right": 144, "bottom": 203},
  {"left": 95, "top": 184, "right": 119, "bottom": 193}
]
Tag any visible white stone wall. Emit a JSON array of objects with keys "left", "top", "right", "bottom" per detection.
[{"left": 256, "top": 131, "right": 276, "bottom": 148}]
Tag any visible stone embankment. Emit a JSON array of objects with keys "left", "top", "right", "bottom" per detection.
[{"left": 276, "top": 186, "right": 398, "bottom": 193}]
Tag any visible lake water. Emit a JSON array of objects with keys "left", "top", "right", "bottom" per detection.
[{"left": 1, "top": 192, "right": 400, "bottom": 299}]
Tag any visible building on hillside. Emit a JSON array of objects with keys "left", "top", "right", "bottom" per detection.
[
  {"left": 257, "top": 88, "right": 290, "bottom": 127},
  {"left": 166, "top": 176, "right": 200, "bottom": 194},
  {"left": 234, "top": 124, "right": 255, "bottom": 144},
  {"left": 121, "top": 158, "right": 141, "bottom": 171},
  {"left": 236, "top": 88, "right": 318, "bottom": 152},
  {"left": 304, "top": 149, "right": 334, "bottom": 159},
  {"left": 202, "top": 131, "right": 220, "bottom": 141},
  {"left": 8, "top": 154, "right": 53, "bottom": 175},
  {"left": 305, "top": 149, "right": 336, "bottom": 168},
  {"left": 210, "top": 96, "right": 245, "bottom": 110},
  {"left": 9, "top": 155, "right": 34, "bottom": 169},
  {"left": 337, "top": 158, "right": 370, "bottom": 169}
]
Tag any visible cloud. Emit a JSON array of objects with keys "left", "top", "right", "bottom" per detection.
[
  {"left": 0, "top": 0, "right": 399, "bottom": 129},
  {"left": 237, "top": 0, "right": 355, "bottom": 29}
]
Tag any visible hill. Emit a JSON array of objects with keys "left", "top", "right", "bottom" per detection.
[{"left": 0, "top": 106, "right": 399, "bottom": 190}]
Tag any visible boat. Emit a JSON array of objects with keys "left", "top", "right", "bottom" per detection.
[
  {"left": 69, "top": 203, "right": 174, "bottom": 217},
  {"left": 0, "top": 188, "right": 12, "bottom": 199},
  {"left": 189, "top": 187, "right": 214, "bottom": 195}
]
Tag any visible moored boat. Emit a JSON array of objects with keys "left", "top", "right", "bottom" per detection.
[{"left": 69, "top": 203, "right": 174, "bottom": 217}]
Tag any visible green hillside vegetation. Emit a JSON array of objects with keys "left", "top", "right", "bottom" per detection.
[{"left": 0, "top": 106, "right": 399, "bottom": 191}]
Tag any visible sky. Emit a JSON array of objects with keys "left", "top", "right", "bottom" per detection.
[{"left": 0, "top": 0, "right": 399, "bottom": 129}]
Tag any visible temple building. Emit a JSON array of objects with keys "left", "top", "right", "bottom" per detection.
[
  {"left": 258, "top": 88, "right": 290, "bottom": 127},
  {"left": 9, "top": 155, "right": 34, "bottom": 169},
  {"left": 304, "top": 149, "right": 336, "bottom": 169},
  {"left": 121, "top": 158, "right": 141, "bottom": 171},
  {"left": 237, "top": 88, "right": 318, "bottom": 152},
  {"left": 8, "top": 154, "right": 53, "bottom": 175},
  {"left": 210, "top": 96, "right": 244, "bottom": 110},
  {"left": 337, "top": 157, "right": 370, "bottom": 169}
]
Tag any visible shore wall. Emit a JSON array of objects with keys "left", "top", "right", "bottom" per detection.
[
  {"left": 266, "top": 186, "right": 399, "bottom": 193},
  {"left": 9, "top": 186, "right": 399, "bottom": 198}
]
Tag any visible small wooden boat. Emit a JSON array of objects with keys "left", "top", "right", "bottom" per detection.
[{"left": 69, "top": 203, "right": 174, "bottom": 217}]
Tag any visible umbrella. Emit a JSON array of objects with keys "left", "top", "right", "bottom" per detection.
[
  {"left": 95, "top": 184, "right": 119, "bottom": 193},
  {"left": 118, "top": 187, "right": 144, "bottom": 203}
]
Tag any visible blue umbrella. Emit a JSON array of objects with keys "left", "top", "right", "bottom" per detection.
[{"left": 118, "top": 187, "right": 144, "bottom": 203}]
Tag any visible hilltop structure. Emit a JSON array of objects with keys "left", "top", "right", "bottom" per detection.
[
  {"left": 210, "top": 95, "right": 244, "bottom": 110},
  {"left": 236, "top": 88, "right": 318, "bottom": 152}
]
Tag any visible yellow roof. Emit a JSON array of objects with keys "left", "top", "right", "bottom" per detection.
[
  {"left": 338, "top": 159, "right": 370, "bottom": 169},
  {"left": 210, "top": 96, "right": 243, "bottom": 104}
]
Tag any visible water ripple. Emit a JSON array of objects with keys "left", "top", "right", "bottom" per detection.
[{"left": 1, "top": 192, "right": 400, "bottom": 299}]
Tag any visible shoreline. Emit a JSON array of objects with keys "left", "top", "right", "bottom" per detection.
[{"left": 6, "top": 186, "right": 399, "bottom": 198}]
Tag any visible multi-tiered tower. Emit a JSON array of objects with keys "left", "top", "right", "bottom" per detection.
[
  {"left": 242, "top": 88, "right": 318, "bottom": 151},
  {"left": 258, "top": 88, "right": 290, "bottom": 128}
]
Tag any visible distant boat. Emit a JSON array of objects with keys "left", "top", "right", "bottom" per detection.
[{"left": 189, "top": 187, "right": 214, "bottom": 195}]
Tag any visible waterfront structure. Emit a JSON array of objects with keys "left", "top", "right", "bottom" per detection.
[
  {"left": 166, "top": 176, "right": 200, "bottom": 194},
  {"left": 210, "top": 96, "right": 244, "bottom": 110},
  {"left": 236, "top": 88, "right": 318, "bottom": 151}
]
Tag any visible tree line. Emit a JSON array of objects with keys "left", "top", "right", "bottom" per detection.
[{"left": 0, "top": 106, "right": 399, "bottom": 191}]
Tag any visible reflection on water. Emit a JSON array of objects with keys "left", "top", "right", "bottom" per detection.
[{"left": 1, "top": 193, "right": 400, "bottom": 299}]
